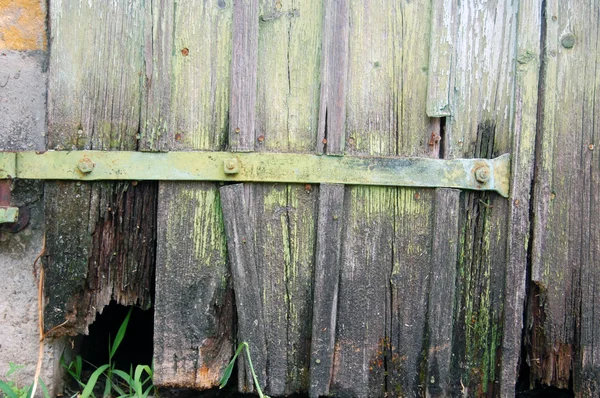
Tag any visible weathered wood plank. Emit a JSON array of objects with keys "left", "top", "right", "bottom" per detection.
[
  {"left": 220, "top": 183, "right": 268, "bottom": 392},
  {"left": 316, "top": 0, "right": 348, "bottom": 155},
  {"left": 530, "top": 1, "right": 600, "bottom": 393},
  {"left": 309, "top": 184, "right": 345, "bottom": 398},
  {"left": 329, "top": 1, "right": 435, "bottom": 396},
  {"left": 147, "top": 0, "right": 233, "bottom": 388},
  {"left": 331, "top": 186, "right": 395, "bottom": 397},
  {"left": 426, "top": 0, "right": 455, "bottom": 117},
  {"left": 445, "top": 1, "right": 519, "bottom": 395},
  {"left": 425, "top": 189, "right": 460, "bottom": 397},
  {"left": 388, "top": 188, "right": 434, "bottom": 397},
  {"left": 45, "top": 0, "right": 154, "bottom": 334},
  {"left": 229, "top": 0, "right": 259, "bottom": 152},
  {"left": 248, "top": 1, "right": 322, "bottom": 394},
  {"left": 500, "top": 1, "right": 542, "bottom": 395}
]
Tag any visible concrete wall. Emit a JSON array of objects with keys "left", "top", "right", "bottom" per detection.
[{"left": 0, "top": 0, "right": 64, "bottom": 394}]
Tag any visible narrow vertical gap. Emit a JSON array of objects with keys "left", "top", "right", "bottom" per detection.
[
  {"left": 323, "top": 109, "right": 329, "bottom": 154},
  {"left": 517, "top": 0, "right": 552, "bottom": 394},
  {"left": 439, "top": 117, "right": 447, "bottom": 159}
]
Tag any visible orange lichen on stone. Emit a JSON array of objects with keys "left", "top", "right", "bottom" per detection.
[{"left": 0, "top": 0, "right": 46, "bottom": 51}]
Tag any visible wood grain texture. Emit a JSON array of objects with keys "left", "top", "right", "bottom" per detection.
[
  {"left": 426, "top": 189, "right": 460, "bottom": 397},
  {"left": 309, "top": 184, "right": 345, "bottom": 398},
  {"left": 445, "top": 1, "right": 518, "bottom": 395},
  {"left": 146, "top": 0, "right": 233, "bottom": 388},
  {"left": 530, "top": 1, "right": 600, "bottom": 393},
  {"left": 229, "top": 0, "right": 259, "bottom": 151},
  {"left": 45, "top": 0, "right": 155, "bottom": 334},
  {"left": 426, "top": 0, "right": 455, "bottom": 117},
  {"left": 500, "top": 1, "right": 542, "bottom": 395},
  {"left": 316, "top": 0, "right": 348, "bottom": 155},
  {"left": 220, "top": 183, "right": 267, "bottom": 392},
  {"left": 247, "top": 0, "right": 322, "bottom": 394},
  {"left": 388, "top": 188, "right": 434, "bottom": 397},
  {"left": 327, "top": 1, "right": 435, "bottom": 396}
]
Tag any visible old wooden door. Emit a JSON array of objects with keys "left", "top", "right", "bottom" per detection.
[{"left": 40, "top": 0, "right": 600, "bottom": 396}]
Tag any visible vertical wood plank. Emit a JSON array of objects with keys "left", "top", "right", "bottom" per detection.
[
  {"left": 426, "top": 0, "right": 455, "bottom": 117},
  {"left": 250, "top": 0, "right": 322, "bottom": 394},
  {"left": 445, "top": 1, "right": 519, "bottom": 394},
  {"left": 220, "top": 183, "right": 268, "bottom": 392},
  {"left": 530, "top": 1, "right": 600, "bottom": 394},
  {"left": 309, "top": 184, "right": 345, "bottom": 398},
  {"left": 45, "top": 0, "right": 154, "bottom": 334},
  {"left": 229, "top": 0, "right": 259, "bottom": 151},
  {"left": 500, "top": 0, "right": 542, "bottom": 395},
  {"left": 148, "top": 0, "right": 233, "bottom": 388},
  {"left": 316, "top": 0, "right": 348, "bottom": 155},
  {"left": 389, "top": 188, "right": 434, "bottom": 396},
  {"left": 426, "top": 188, "right": 460, "bottom": 396}
]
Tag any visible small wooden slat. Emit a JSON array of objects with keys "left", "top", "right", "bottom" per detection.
[
  {"left": 229, "top": 0, "right": 259, "bottom": 152},
  {"left": 44, "top": 0, "right": 153, "bottom": 334},
  {"left": 316, "top": 0, "right": 348, "bottom": 155},
  {"left": 219, "top": 183, "right": 268, "bottom": 391},
  {"left": 148, "top": 0, "right": 233, "bottom": 388},
  {"left": 499, "top": 0, "right": 542, "bottom": 395},
  {"left": 426, "top": 0, "right": 455, "bottom": 117},
  {"left": 530, "top": 1, "right": 600, "bottom": 393},
  {"left": 426, "top": 188, "right": 460, "bottom": 396},
  {"left": 445, "top": 1, "right": 519, "bottom": 394},
  {"left": 309, "top": 184, "right": 345, "bottom": 398}
]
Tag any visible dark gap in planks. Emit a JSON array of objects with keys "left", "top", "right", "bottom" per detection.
[{"left": 439, "top": 117, "right": 446, "bottom": 159}]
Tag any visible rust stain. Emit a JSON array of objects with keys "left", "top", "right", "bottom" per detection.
[{"left": 0, "top": 0, "right": 47, "bottom": 51}]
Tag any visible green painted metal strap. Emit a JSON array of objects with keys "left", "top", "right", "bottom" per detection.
[{"left": 0, "top": 151, "right": 510, "bottom": 197}]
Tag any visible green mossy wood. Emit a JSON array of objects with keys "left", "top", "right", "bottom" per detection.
[{"left": 41, "top": 0, "right": 599, "bottom": 396}]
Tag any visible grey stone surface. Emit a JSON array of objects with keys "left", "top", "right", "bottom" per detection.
[
  {"left": 0, "top": 50, "right": 64, "bottom": 395},
  {"left": 0, "top": 50, "right": 46, "bottom": 151}
]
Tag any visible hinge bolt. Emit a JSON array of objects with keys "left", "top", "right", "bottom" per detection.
[
  {"left": 474, "top": 165, "right": 491, "bottom": 183},
  {"left": 77, "top": 158, "right": 95, "bottom": 174}
]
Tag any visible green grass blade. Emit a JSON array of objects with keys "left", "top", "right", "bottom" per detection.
[
  {"left": 80, "top": 364, "right": 109, "bottom": 398},
  {"left": 0, "top": 380, "right": 18, "bottom": 398},
  {"left": 111, "top": 370, "right": 132, "bottom": 386},
  {"left": 219, "top": 342, "right": 246, "bottom": 389},
  {"left": 38, "top": 378, "right": 50, "bottom": 398},
  {"left": 110, "top": 308, "right": 132, "bottom": 359}
]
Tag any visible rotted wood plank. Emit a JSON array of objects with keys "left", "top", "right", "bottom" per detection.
[
  {"left": 530, "top": 1, "right": 600, "bottom": 393},
  {"left": 426, "top": 0, "right": 455, "bottom": 117},
  {"left": 147, "top": 0, "right": 233, "bottom": 389},
  {"left": 44, "top": 0, "right": 153, "bottom": 335},
  {"left": 445, "top": 1, "right": 519, "bottom": 395},
  {"left": 309, "top": 184, "right": 345, "bottom": 398},
  {"left": 219, "top": 183, "right": 267, "bottom": 392},
  {"left": 500, "top": 1, "right": 542, "bottom": 396},
  {"left": 245, "top": 0, "right": 322, "bottom": 394}
]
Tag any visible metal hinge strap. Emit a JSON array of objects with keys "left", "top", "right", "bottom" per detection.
[{"left": 0, "top": 150, "right": 510, "bottom": 196}]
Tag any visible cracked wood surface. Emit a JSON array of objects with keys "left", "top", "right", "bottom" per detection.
[
  {"left": 41, "top": 0, "right": 600, "bottom": 396},
  {"left": 530, "top": 1, "right": 600, "bottom": 394}
]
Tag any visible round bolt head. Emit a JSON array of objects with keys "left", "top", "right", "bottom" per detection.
[
  {"left": 474, "top": 165, "right": 491, "bottom": 183},
  {"left": 77, "top": 158, "right": 95, "bottom": 174},
  {"left": 560, "top": 33, "right": 576, "bottom": 49}
]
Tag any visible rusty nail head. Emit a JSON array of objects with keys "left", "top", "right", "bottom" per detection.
[
  {"left": 474, "top": 165, "right": 491, "bottom": 183},
  {"left": 77, "top": 158, "right": 95, "bottom": 174},
  {"left": 224, "top": 158, "right": 239, "bottom": 174}
]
